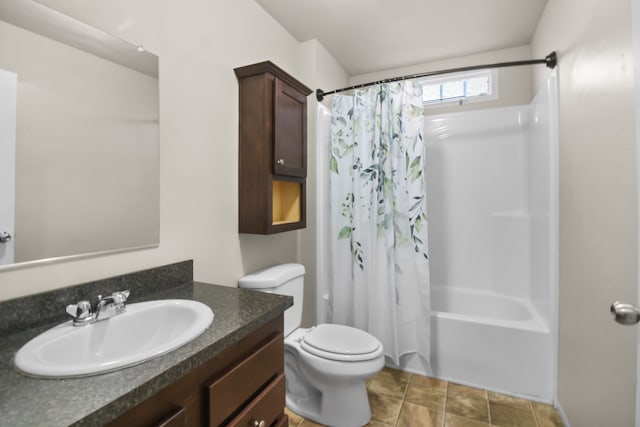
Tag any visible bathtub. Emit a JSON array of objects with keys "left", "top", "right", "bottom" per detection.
[{"left": 429, "top": 286, "right": 553, "bottom": 400}]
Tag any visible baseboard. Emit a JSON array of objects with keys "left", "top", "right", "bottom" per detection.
[{"left": 555, "top": 400, "right": 570, "bottom": 427}]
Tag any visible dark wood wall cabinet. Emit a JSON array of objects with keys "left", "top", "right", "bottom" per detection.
[
  {"left": 107, "top": 315, "right": 287, "bottom": 427},
  {"left": 234, "top": 61, "right": 312, "bottom": 234}
]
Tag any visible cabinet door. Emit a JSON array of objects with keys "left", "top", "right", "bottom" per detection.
[{"left": 273, "top": 78, "right": 307, "bottom": 178}]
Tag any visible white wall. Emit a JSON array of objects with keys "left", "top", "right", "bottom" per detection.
[
  {"left": 314, "top": 103, "right": 333, "bottom": 324},
  {"left": 350, "top": 45, "right": 533, "bottom": 114},
  {"left": 0, "top": 0, "right": 345, "bottom": 303},
  {"left": 531, "top": 0, "right": 638, "bottom": 425},
  {"left": 0, "top": 20, "right": 159, "bottom": 263},
  {"left": 298, "top": 39, "right": 349, "bottom": 327}
]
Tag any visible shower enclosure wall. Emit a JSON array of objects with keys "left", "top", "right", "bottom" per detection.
[
  {"left": 316, "top": 72, "right": 558, "bottom": 402},
  {"left": 424, "top": 73, "right": 558, "bottom": 401}
]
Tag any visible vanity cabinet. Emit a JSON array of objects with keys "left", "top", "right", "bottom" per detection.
[
  {"left": 234, "top": 61, "right": 312, "bottom": 234},
  {"left": 107, "top": 315, "right": 287, "bottom": 427}
]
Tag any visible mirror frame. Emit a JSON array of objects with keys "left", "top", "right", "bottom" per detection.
[{"left": 0, "top": 0, "right": 160, "bottom": 271}]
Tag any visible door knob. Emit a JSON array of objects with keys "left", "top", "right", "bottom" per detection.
[
  {"left": 276, "top": 158, "right": 285, "bottom": 165},
  {"left": 0, "top": 232, "right": 11, "bottom": 243},
  {"left": 610, "top": 301, "right": 640, "bottom": 325}
]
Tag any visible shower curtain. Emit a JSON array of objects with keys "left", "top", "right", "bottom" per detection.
[{"left": 328, "top": 81, "right": 430, "bottom": 365}]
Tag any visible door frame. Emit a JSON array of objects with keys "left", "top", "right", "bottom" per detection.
[
  {"left": 633, "top": 0, "right": 640, "bottom": 424},
  {"left": 0, "top": 69, "right": 17, "bottom": 266}
]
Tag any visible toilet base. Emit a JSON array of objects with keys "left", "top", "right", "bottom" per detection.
[
  {"left": 284, "top": 327, "right": 385, "bottom": 427},
  {"left": 286, "top": 380, "right": 372, "bottom": 427}
]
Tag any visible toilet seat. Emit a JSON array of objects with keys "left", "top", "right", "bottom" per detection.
[{"left": 300, "top": 324, "right": 382, "bottom": 362}]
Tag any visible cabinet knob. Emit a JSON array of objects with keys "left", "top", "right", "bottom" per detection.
[
  {"left": 276, "top": 158, "right": 285, "bottom": 165},
  {"left": 253, "top": 420, "right": 265, "bottom": 427}
]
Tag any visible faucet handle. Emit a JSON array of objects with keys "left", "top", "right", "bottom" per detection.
[
  {"left": 112, "top": 290, "right": 130, "bottom": 304},
  {"left": 66, "top": 300, "right": 92, "bottom": 320}
]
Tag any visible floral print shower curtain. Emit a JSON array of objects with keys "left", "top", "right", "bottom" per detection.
[{"left": 329, "top": 81, "right": 431, "bottom": 365}]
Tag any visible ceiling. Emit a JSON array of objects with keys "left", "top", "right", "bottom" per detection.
[{"left": 255, "top": 0, "right": 548, "bottom": 76}]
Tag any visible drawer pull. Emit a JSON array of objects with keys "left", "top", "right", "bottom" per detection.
[
  {"left": 276, "top": 158, "right": 285, "bottom": 165},
  {"left": 253, "top": 420, "right": 266, "bottom": 427}
]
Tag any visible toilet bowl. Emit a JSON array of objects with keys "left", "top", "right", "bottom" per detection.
[
  {"left": 285, "top": 325, "right": 385, "bottom": 427},
  {"left": 238, "top": 264, "right": 385, "bottom": 427}
]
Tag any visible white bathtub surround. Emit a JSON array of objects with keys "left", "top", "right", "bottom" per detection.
[
  {"left": 416, "top": 72, "right": 558, "bottom": 401},
  {"left": 328, "top": 81, "right": 431, "bottom": 365}
]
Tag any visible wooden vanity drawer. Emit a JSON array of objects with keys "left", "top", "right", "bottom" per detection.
[
  {"left": 153, "top": 403, "right": 191, "bottom": 427},
  {"left": 208, "top": 333, "right": 284, "bottom": 426},
  {"left": 273, "top": 414, "right": 289, "bottom": 427},
  {"left": 227, "top": 373, "right": 285, "bottom": 427}
]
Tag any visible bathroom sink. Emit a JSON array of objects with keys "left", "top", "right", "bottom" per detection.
[{"left": 14, "top": 299, "right": 214, "bottom": 378}]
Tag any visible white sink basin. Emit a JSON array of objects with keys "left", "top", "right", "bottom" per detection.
[{"left": 14, "top": 299, "right": 214, "bottom": 378}]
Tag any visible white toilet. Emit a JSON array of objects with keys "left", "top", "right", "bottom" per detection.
[{"left": 239, "top": 263, "right": 385, "bottom": 427}]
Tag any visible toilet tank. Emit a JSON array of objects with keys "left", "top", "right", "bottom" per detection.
[{"left": 238, "top": 263, "right": 305, "bottom": 336}]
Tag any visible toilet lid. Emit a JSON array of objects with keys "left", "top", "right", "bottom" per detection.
[{"left": 300, "top": 324, "right": 382, "bottom": 362}]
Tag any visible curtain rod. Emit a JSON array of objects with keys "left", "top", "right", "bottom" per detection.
[{"left": 315, "top": 51, "right": 557, "bottom": 102}]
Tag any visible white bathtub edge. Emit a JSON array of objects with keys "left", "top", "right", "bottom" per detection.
[
  {"left": 436, "top": 372, "right": 554, "bottom": 405},
  {"left": 384, "top": 353, "right": 555, "bottom": 406}
]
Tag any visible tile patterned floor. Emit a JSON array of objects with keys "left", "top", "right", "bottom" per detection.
[{"left": 285, "top": 367, "right": 564, "bottom": 427}]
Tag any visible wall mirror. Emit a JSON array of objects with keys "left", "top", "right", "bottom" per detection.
[{"left": 0, "top": 0, "right": 159, "bottom": 270}]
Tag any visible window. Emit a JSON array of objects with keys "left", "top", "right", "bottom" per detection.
[{"left": 421, "top": 70, "right": 497, "bottom": 106}]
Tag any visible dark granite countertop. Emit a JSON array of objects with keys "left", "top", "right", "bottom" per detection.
[{"left": 0, "top": 281, "right": 292, "bottom": 427}]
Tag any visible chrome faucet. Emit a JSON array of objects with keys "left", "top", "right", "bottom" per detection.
[{"left": 66, "top": 290, "right": 130, "bottom": 326}]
